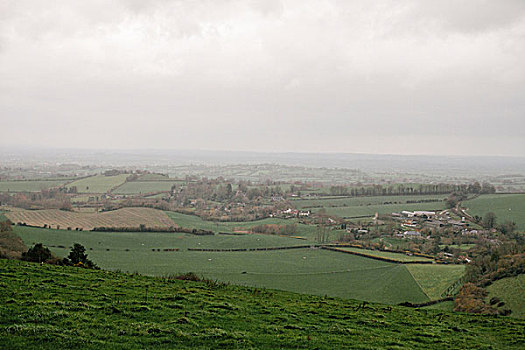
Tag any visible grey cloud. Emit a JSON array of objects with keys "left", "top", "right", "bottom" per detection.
[{"left": 1, "top": 0, "right": 524, "bottom": 156}]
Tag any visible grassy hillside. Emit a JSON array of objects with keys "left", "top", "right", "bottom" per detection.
[
  {"left": 487, "top": 274, "right": 525, "bottom": 319},
  {"left": 66, "top": 174, "right": 128, "bottom": 194},
  {"left": 1, "top": 259, "right": 523, "bottom": 349},
  {"left": 464, "top": 194, "right": 525, "bottom": 230}
]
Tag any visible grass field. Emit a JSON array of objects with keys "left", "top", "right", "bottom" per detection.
[
  {"left": 0, "top": 180, "right": 70, "bottom": 192},
  {"left": 13, "top": 225, "right": 464, "bottom": 304},
  {"left": 166, "top": 211, "right": 321, "bottom": 240},
  {"left": 406, "top": 264, "right": 465, "bottom": 300},
  {"left": 464, "top": 194, "right": 525, "bottom": 230},
  {"left": 113, "top": 181, "right": 182, "bottom": 194},
  {"left": 292, "top": 195, "right": 447, "bottom": 218},
  {"left": 487, "top": 274, "right": 525, "bottom": 319},
  {"left": 66, "top": 174, "right": 129, "bottom": 193},
  {"left": 5, "top": 208, "right": 174, "bottom": 230},
  {"left": 1, "top": 259, "right": 523, "bottom": 349},
  {"left": 335, "top": 247, "right": 434, "bottom": 262}
]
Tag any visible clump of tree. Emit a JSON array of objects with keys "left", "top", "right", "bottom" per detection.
[
  {"left": 22, "top": 243, "right": 53, "bottom": 263},
  {"left": 63, "top": 243, "right": 97, "bottom": 269},
  {"left": 21, "top": 242, "right": 98, "bottom": 269}
]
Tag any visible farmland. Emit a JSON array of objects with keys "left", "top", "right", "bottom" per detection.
[
  {"left": 166, "top": 211, "right": 320, "bottom": 240},
  {"left": 406, "top": 264, "right": 466, "bottom": 300},
  {"left": 334, "top": 246, "right": 434, "bottom": 263},
  {"left": 292, "top": 194, "right": 447, "bottom": 218},
  {"left": 487, "top": 274, "right": 525, "bottom": 318},
  {"left": 1, "top": 259, "right": 523, "bottom": 349},
  {"left": 13, "top": 225, "right": 462, "bottom": 304},
  {"left": 464, "top": 194, "right": 525, "bottom": 230},
  {"left": 5, "top": 208, "right": 174, "bottom": 230},
  {"left": 113, "top": 181, "right": 183, "bottom": 194},
  {"left": 66, "top": 174, "right": 129, "bottom": 193},
  {"left": 0, "top": 180, "right": 70, "bottom": 192}
]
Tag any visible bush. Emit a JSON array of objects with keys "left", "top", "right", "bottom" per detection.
[{"left": 22, "top": 243, "right": 53, "bottom": 263}]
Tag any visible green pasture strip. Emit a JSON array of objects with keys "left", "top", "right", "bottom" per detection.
[{"left": 334, "top": 246, "right": 433, "bottom": 262}]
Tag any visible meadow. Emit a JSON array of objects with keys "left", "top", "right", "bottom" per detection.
[
  {"left": 463, "top": 194, "right": 525, "bottom": 230},
  {"left": 113, "top": 181, "right": 183, "bottom": 194},
  {"left": 13, "top": 225, "right": 461, "bottom": 304},
  {"left": 292, "top": 194, "right": 447, "bottom": 218},
  {"left": 0, "top": 180, "right": 70, "bottom": 192},
  {"left": 487, "top": 274, "right": 525, "bottom": 318},
  {"left": 1, "top": 259, "right": 523, "bottom": 349},
  {"left": 166, "top": 211, "right": 321, "bottom": 240},
  {"left": 5, "top": 208, "right": 174, "bottom": 230},
  {"left": 66, "top": 174, "right": 129, "bottom": 193},
  {"left": 334, "top": 246, "right": 434, "bottom": 263},
  {"left": 405, "top": 264, "right": 466, "bottom": 300}
]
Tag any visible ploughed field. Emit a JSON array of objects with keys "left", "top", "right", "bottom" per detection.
[
  {"left": 0, "top": 259, "right": 523, "bottom": 349},
  {"left": 5, "top": 208, "right": 175, "bottom": 231},
  {"left": 14, "top": 225, "right": 464, "bottom": 305}
]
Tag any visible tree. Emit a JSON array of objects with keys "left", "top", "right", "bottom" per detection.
[
  {"left": 482, "top": 212, "right": 497, "bottom": 229},
  {"left": 68, "top": 243, "right": 97, "bottom": 268},
  {"left": 22, "top": 243, "right": 53, "bottom": 263}
]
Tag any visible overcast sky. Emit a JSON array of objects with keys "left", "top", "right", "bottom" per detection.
[{"left": 1, "top": 0, "right": 524, "bottom": 156}]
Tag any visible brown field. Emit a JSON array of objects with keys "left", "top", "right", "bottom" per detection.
[{"left": 5, "top": 207, "right": 175, "bottom": 230}]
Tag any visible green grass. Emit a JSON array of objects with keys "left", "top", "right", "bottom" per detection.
[
  {"left": 14, "top": 225, "right": 432, "bottom": 304},
  {"left": 464, "top": 194, "right": 525, "bottom": 230},
  {"left": 487, "top": 274, "right": 525, "bottom": 319},
  {"left": 406, "top": 264, "right": 465, "bottom": 300},
  {"left": 335, "top": 247, "right": 433, "bottom": 262},
  {"left": 292, "top": 195, "right": 446, "bottom": 218},
  {"left": 439, "top": 244, "right": 476, "bottom": 251},
  {"left": 66, "top": 175, "right": 129, "bottom": 194},
  {"left": 292, "top": 195, "right": 448, "bottom": 209},
  {"left": 1, "top": 259, "right": 524, "bottom": 349},
  {"left": 113, "top": 181, "right": 182, "bottom": 194},
  {"left": 166, "top": 211, "right": 320, "bottom": 240},
  {"left": 0, "top": 180, "right": 69, "bottom": 192}
]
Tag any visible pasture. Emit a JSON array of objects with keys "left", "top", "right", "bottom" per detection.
[
  {"left": 292, "top": 194, "right": 447, "bottom": 218},
  {"left": 1, "top": 260, "right": 522, "bottom": 349},
  {"left": 487, "top": 274, "right": 525, "bottom": 318},
  {"left": 334, "top": 247, "right": 434, "bottom": 263},
  {"left": 113, "top": 181, "right": 183, "bottom": 194},
  {"left": 5, "top": 207, "right": 174, "bottom": 230},
  {"left": 0, "top": 179, "right": 70, "bottom": 192},
  {"left": 166, "top": 211, "right": 320, "bottom": 240},
  {"left": 463, "top": 194, "right": 525, "bottom": 230},
  {"left": 13, "top": 225, "right": 462, "bottom": 304},
  {"left": 405, "top": 264, "right": 465, "bottom": 300},
  {"left": 66, "top": 174, "right": 128, "bottom": 193}
]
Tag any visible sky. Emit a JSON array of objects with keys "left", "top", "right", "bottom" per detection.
[{"left": 1, "top": 0, "right": 525, "bottom": 157}]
